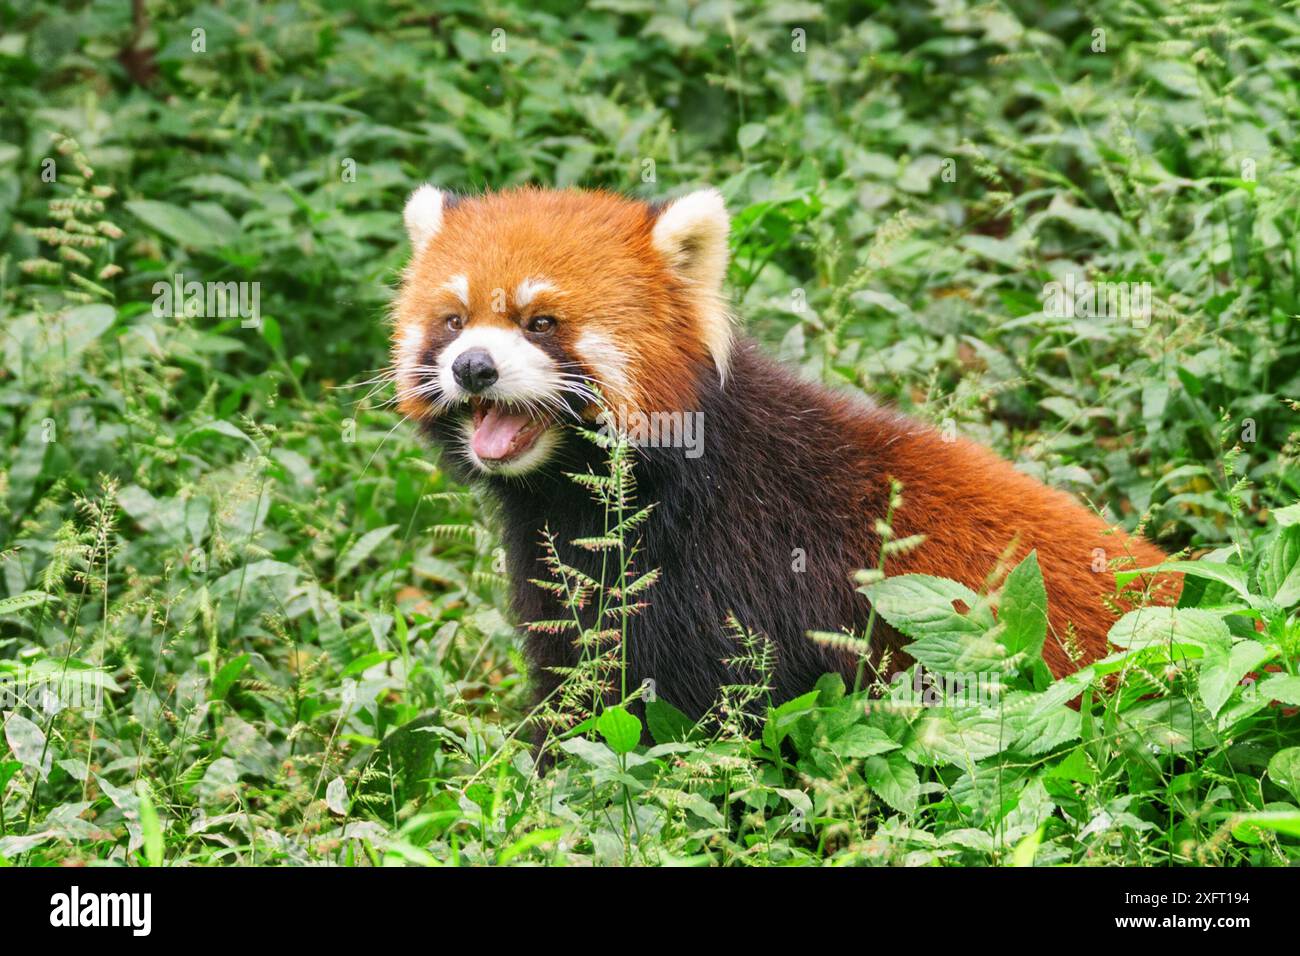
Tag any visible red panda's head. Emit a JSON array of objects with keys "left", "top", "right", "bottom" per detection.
[{"left": 391, "top": 186, "right": 732, "bottom": 475}]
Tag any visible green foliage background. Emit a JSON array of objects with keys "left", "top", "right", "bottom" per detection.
[{"left": 0, "top": 0, "right": 1298, "bottom": 865}]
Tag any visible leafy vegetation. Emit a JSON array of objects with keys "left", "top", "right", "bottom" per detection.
[{"left": 1, "top": 0, "right": 1298, "bottom": 866}]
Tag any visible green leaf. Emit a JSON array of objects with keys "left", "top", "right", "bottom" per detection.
[
  {"left": 998, "top": 551, "right": 1047, "bottom": 660},
  {"left": 828, "top": 723, "right": 900, "bottom": 759},
  {"left": 497, "top": 827, "right": 564, "bottom": 865},
  {"left": 211, "top": 653, "right": 250, "bottom": 702},
  {"left": 1012, "top": 825, "right": 1044, "bottom": 867},
  {"left": 1257, "top": 526, "right": 1300, "bottom": 607},
  {"left": 1118, "top": 560, "right": 1250, "bottom": 599},
  {"left": 181, "top": 420, "right": 260, "bottom": 453},
  {"left": 337, "top": 524, "right": 399, "bottom": 579},
  {"left": 126, "top": 199, "right": 230, "bottom": 249},
  {"left": 863, "top": 574, "right": 988, "bottom": 640},
  {"left": 863, "top": 750, "right": 919, "bottom": 814},
  {"left": 1107, "top": 607, "right": 1230, "bottom": 656},
  {"left": 676, "top": 792, "right": 725, "bottom": 827},
  {"left": 1199, "top": 641, "right": 1272, "bottom": 718},
  {"left": 3, "top": 712, "right": 50, "bottom": 780},
  {"left": 340, "top": 651, "right": 397, "bottom": 679},
  {"left": 737, "top": 122, "right": 766, "bottom": 149},
  {"left": 1272, "top": 503, "right": 1300, "bottom": 527},
  {"left": 57, "top": 304, "right": 116, "bottom": 356},
  {"left": 645, "top": 698, "right": 698, "bottom": 745},
  {"left": 1267, "top": 747, "right": 1300, "bottom": 803},
  {"left": 906, "top": 631, "right": 1010, "bottom": 675},
  {"left": 596, "top": 705, "right": 642, "bottom": 755},
  {"left": 762, "top": 690, "right": 821, "bottom": 753},
  {"left": 135, "top": 781, "right": 164, "bottom": 867},
  {"left": 1123, "top": 698, "right": 1218, "bottom": 754},
  {"left": 0, "top": 591, "right": 51, "bottom": 617},
  {"left": 1231, "top": 811, "right": 1300, "bottom": 843},
  {"left": 1258, "top": 674, "right": 1300, "bottom": 707},
  {"left": 814, "top": 672, "right": 846, "bottom": 705},
  {"left": 903, "top": 706, "right": 1012, "bottom": 765},
  {"left": 559, "top": 736, "right": 619, "bottom": 771},
  {"left": 865, "top": 575, "right": 1007, "bottom": 673}
]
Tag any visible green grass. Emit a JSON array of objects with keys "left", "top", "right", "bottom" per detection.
[{"left": 1, "top": 0, "right": 1298, "bottom": 866}]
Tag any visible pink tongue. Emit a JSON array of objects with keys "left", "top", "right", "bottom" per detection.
[{"left": 472, "top": 406, "right": 533, "bottom": 460}]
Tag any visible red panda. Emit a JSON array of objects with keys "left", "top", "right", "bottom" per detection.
[{"left": 391, "top": 185, "right": 1179, "bottom": 744}]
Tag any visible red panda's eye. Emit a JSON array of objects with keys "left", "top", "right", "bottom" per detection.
[
  {"left": 445, "top": 315, "right": 463, "bottom": 332},
  {"left": 526, "top": 315, "right": 556, "bottom": 335}
]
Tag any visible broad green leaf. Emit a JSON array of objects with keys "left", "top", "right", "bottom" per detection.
[
  {"left": 863, "top": 574, "right": 988, "bottom": 640},
  {"left": 1257, "top": 526, "right": 1300, "bottom": 607},
  {"left": 1199, "top": 640, "right": 1272, "bottom": 718},
  {"left": 325, "top": 777, "right": 348, "bottom": 815},
  {"left": 828, "top": 723, "right": 900, "bottom": 759},
  {"left": 905, "top": 631, "right": 1010, "bottom": 674},
  {"left": 1117, "top": 560, "right": 1249, "bottom": 598},
  {"left": 1107, "top": 607, "right": 1230, "bottom": 656},
  {"left": 1010, "top": 703, "right": 1082, "bottom": 756},
  {"left": 1258, "top": 674, "right": 1300, "bottom": 707},
  {"left": 56, "top": 304, "right": 116, "bottom": 357},
  {"left": 1272, "top": 503, "right": 1300, "bottom": 527},
  {"left": 3, "top": 712, "right": 51, "bottom": 780},
  {"left": 737, "top": 122, "right": 766, "bottom": 149},
  {"left": 904, "top": 707, "right": 1008, "bottom": 765},
  {"left": 866, "top": 574, "right": 1007, "bottom": 673},
  {"left": 1231, "top": 811, "right": 1300, "bottom": 843},
  {"left": 127, "top": 199, "right": 230, "bottom": 248},
  {"left": 1012, "top": 825, "right": 1044, "bottom": 867},
  {"left": 645, "top": 698, "right": 698, "bottom": 745},
  {"left": 596, "top": 705, "right": 642, "bottom": 755},
  {"left": 863, "top": 750, "right": 919, "bottom": 814},
  {"left": 997, "top": 551, "right": 1047, "bottom": 660},
  {"left": 762, "top": 690, "right": 821, "bottom": 753},
  {"left": 340, "top": 651, "right": 397, "bottom": 679},
  {"left": 1123, "top": 698, "right": 1218, "bottom": 753},
  {"left": 1267, "top": 748, "right": 1300, "bottom": 802},
  {"left": 674, "top": 792, "right": 725, "bottom": 828}
]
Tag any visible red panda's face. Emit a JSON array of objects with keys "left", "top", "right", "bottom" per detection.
[{"left": 391, "top": 187, "right": 732, "bottom": 475}]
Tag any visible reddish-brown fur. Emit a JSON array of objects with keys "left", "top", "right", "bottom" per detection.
[
  {"left": 394, "top": 189, "right": 713, "bottom": 423},
  {"left": 860, "top": 418, "right": 1176, "bottom": 674}
]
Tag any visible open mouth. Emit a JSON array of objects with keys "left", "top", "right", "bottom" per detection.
[{"left": 468, "top": 398, "right": 550, "bottom": 465}]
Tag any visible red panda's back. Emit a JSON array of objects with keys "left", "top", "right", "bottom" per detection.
[{"left": 870, "top": 417, "right": 1179, "bottom": 675}]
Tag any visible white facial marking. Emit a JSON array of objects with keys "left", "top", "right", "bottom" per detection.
[
  {"left": 444, "top": 274, "right": 470, "bottom": 308},
  {"left": 395, "top": 323, "right": 426, "bottom": 396},
  {"left": 514, "top": 277, "right": 555, "bottom": 308},
  {"left": 574, "top": 330, "right": 630, "bottom": 402},
  {"left": 437, "top": 325, "right": 559, "bottom": 407}
]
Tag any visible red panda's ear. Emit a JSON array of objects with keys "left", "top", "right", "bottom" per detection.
[
  {"left": 651, "top": 188, "right": 733, "bottom": 380},
  {"left": 403, "top": 184, "right": 446, "bottom": 254}
]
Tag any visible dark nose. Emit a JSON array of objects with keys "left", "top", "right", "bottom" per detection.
[{"left": 452, "top": 348, "right": 498, "bottom": 393}]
